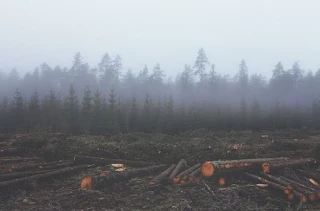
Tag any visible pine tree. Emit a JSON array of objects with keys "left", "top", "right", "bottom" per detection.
[
  {"left": 250, "top": 98, "right": 261, "bottom": 130},
  {"left": 150, "top": 63, "right": 165, "bottom": 84},
  {"left": 0, "top": 97, "right": 9, "bottom": 133},
  {"left": 179, "top": 65, "right": 194, "bottom": 94},
  {"left": 129, "top": 95, "right": 139, "bottom": 132},
  {"left": 194, "top": 48, "right": 209, "bottom": 81},
  {"left": 28, "top": 90, "right": 41, "bottom": 132},
  {"left": 107, "top": 88, "right": 118, "bottom": 134},
  {"left": 11, "top": 89, "right": 25, "bottom": 133},
  {"left": 91, "top": 89, "right": 103, "bottom": 134},
  {"left": 42, "top": 91, "right": 60, "bottom": 133},
  {"left": 81, "top": 86, "right": 92, "bottom": 134},
  {"left": 238, "top": 60, "right": 249, "bottom": 92},
  {"left": 164, "top": 95, "right": 174, "bottom": 133},
  {"left": 142, "top": 93, "right": 153, "bottom": 132},
  {"left": 64, "top": 84, "right": 80, "bottom": 133},
  {"left": 239, "top": 96, "right": 247, "bottom": 129}
]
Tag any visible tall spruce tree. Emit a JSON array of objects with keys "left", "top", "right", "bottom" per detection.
[
  {"left": 81, "top": 86, "right": 92, "bottom": 134},
  {"left": 64, "top": 84, "right": 80, "bottom": 133}
]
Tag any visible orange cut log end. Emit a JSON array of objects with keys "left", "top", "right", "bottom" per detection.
[
  {"left": 284, "top": 189, "right": 291, "bottom": 195},
  {"left": 300, "top": 195, "right": 307, "bottom": 203},
  {"left": 201, "top": 162, "right": 215, "bottom": 177},
  {"left": 180, "top": 179, "right": 186, "bottom": 184},
  {"left": 286, "top": 185, "right": 293, "bottom": 191},
  {"left": 218, "top": 177, "right": 225, "bottom": 186},
  {"left": 261, "top": 162, "right": 270, "bottom": 173},
  {"left": 309, "top": 194, "right": 317, "bottom": 202},
  {"left": 173, "top": 177, "right": 180, "bottom": 184},
  {"left": 148, "top": 181, "right": 156, "bottom": 185},
  {"left": 288, "top": 193, "right": 294, "bottom": 201},
  {"left": 81, "top": 176, "right": 93, "bottom": 190}
]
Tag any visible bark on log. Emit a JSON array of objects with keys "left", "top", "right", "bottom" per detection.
[
  {"left": 262, "top": 158, "right": 316, "bottom": 173},
  {"left": 296, "top": 169, "right": 320, "bottom": 181},
  {"left": 188, "top": 167, "right": 201, "bottom": 182},
  {"left": 81, "top": 164, "right": 168, "bottom": 190},
  {"left": 0, "top": 148, "right": 19, "bottom": 156},
  {"left": 0, "top": 169, "right": 56, "bottom": 182},
  {"left": 202, "top": 158, "right": 288, "bottom": 177},
  {"left": 0, "top": 157, "right": 40, "bottom": 165},
  {"left": 168, "top": 159, "right": 187, "bottom": 182},
  {"left": 74, "top": 155, "right": 154, "bottom": 167},
  {"left": 0, "top": 165, "right": 92, "bottom": 189},
  {"left": 245, "top": 173, "right": 307, "bottom": 203},
  {"left": 279, "top": 176, "right": 317, "bottom": 192},
  {"left": 7, "top": 161, "right": 73, "bottom": 172},
  {"left": 173, "top": 163, "right": 201, "bottom": 184},
  {"left": 148, "top": 164, "right": 176, "bottom": 185},
  {"left": 261, "top": 173, "right": 294, "bottom": 191}
]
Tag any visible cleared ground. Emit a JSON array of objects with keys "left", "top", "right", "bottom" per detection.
[{"left": 1, "top": 129, "right": 320, "bottom": 211}]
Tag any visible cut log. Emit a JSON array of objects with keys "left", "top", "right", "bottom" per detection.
[
  {"left": 188, "top": 167, "right": 201, "bottom": 182},
  {"left": 148, "top": 164, "right": 176, "bottom": 185},
  {"left": 0, "top": 148, "right": 19, "bottom": 156},
  {"left": 168, "top": 159, "right": 187, "bottom": 182},
  {"left": 173, "top": 163, "right": 201, "bottom": 184},
  {"left": 261, "top": 173, "right": 294, "bottom": 191},
  {"left": 279, "top": 176, "right": 317, "bottom": 192},
  {"left": 74, "top": 155, "right": 154, "bottom": 167},
  {"left": 202, "top": 158, "right": 288, "bottom": 177},
  {"left": 245, "top": 173, "right": 307, "bottom": 203},
  {"left": 7, "top": 161, "right": 73, "bottom": 172},
  {"left": 262, "top": 173, "right": 317, "bottom": 202},
  {"left": 0, "top": 165, "right": 92, "bottom": 189},
  {"left": 279, "top": 176, "right": 320, "bottom": 201},
  {"left": 81, "top": 164, "right": 168, "bottom": 190},
  {"left": 262, "top": 158, "right": 316, "bottom": 173},
  {"left": 0, "top": 169, "right": 56, "bottom": 182},
  {"left": 0, "top": 157, "right": 40, "bottom": 165},
  {"left": 218, "top": 177, "right": 226, "bottom": 186}
]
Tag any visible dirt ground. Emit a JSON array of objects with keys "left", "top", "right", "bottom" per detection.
[{"left": 1, "top": 129, "right": 320, "bottom": 211}]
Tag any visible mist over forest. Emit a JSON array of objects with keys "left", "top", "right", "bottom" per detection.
[{"left": 1, "top": 48, "right": 320, "bottom": 134}]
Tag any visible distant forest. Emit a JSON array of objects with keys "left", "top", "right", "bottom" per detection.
[{"left": 1, "top": 48, "right": 320, "bottom": 134}]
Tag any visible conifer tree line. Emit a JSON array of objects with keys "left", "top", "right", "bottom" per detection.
[{"left": 1, "top": 48, "right": 320, "bottom": 134}]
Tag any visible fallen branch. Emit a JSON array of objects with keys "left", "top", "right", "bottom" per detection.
[
  {"left": 168, "top": 159, "right": 187, "bottom": 182},
  {"left": 7, "top": 161, "right": 73, "bottom": 172},
  {"left": 203, "top": 181, "right": 217, "bottom": 199},
  {"left": 202, "top": 158, "right": 287, "bottom": 177},
  {"left": 148, "top": 164, "right": 176, "bottom": 185},
  {"left": 262, "top": 158, "right": 316, "bottom": 173},
  {"left": 74, "top": 155, "right": 154, "bottom": 167},
  {"left": 81, "top": 164, "right": 168, "bottom": 190},
  {"left": 0, "top": 169, "right": 56, "bottom": 182},
  {"left": 173, "top": 163, "right": 201, "bottom": 184},
  {"left": 0, "top": 157, "right": 40, "bottom": 165},
  {"left": 245, "top": 173, "right": 307, "bottom": 203},
  {"left": 0, "top": 165, "right": 92, "bottom": 189}
]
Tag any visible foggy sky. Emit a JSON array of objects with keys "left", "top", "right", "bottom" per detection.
[{"left": 1, "top": 0, "right": 320, "bottom": 79}]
